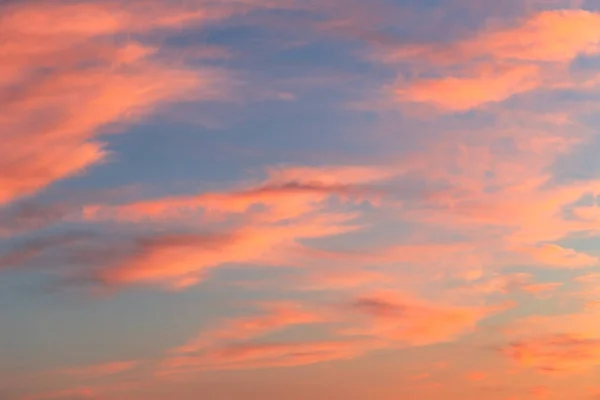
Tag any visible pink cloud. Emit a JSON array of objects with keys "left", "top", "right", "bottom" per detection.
[
  {"left": 159, "top": 289, "right": 507, "bottom": 376},
  {"left": 520, "top": 282, "right": 563, "bottom": 295},
  {"left": 463, "top": 10, "right": 600, "bottom": 62},
  {"left": 97, "top": 211, "right": 360, "bottom": 289},
  {"left": 384, "top": 9, "right": 600, "bottom": 110},
  {"left": 72, "top": 165, "right": 394, "bottom": 289},
  {"left": 173, "top": 302, "right": 326, "bottom": 354},
  {"left": 82, "top": 164, "right": 391, "bottom": 223},
  {"left": 341, "top": 291, "right": 507, "bottom": 347},
  {"left": 0, "top": 0, "right": 244, "bottom": 207},
  {"left": 520, "top": 244, "right": 598, "bottom": 269},
  {"left": 162, "top": 339, "right": 375, "bottom": 375},
  {"left": 388, "top": 131, "right": 600, "bottom": 271},
  {"left": 503, "top": 308, "right": 600, "bottom": 373},
  {"left": 160, "top": 301, "right": 376, "bottom": 375},
  {"left": 572, "top": 205, "right": 600, "bottom": 222},
  {"left": 503, "top": 334, "right": 600, "bottom": 373},
  {"left": 395, "top": 63, "right": 541, "bottom": 111},
  {"left": 450, "top": 273, "right": 564, "bottom": 300}
]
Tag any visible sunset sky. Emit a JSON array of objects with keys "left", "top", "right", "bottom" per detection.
[{"left": 3, "top": 0, "right": 600, "bottom": 399}]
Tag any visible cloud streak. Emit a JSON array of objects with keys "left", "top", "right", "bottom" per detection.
[{"left": 0, "top": 0, "right": 236, "bottom": 206}]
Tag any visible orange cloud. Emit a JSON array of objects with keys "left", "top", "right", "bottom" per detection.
[
  {"left": 450, "top": 273, "right": 563, "bottom": 300},
  {"left": 395, "top": 63, "right": 541, "bottom": 111},
  {"left": 502, "top": 307, "right": 600, "bottom": 374},
  {"left": 160, "top": 290, "right": 507, "bottom": 376},
  {"left": 160, "top": 302, "right": 376, "bottom": 375},
  {"left": 503, "top": 334, "right": 600, "bottom": 373},
  {"left": 386, "top": 9, "right": 600, "bottom": 110},
  {"left": 173, "top": 302, "right": 326, "bottom": 354},
  {"left": 342, "top": 291, "right": 507, "bottom": 347},
  {"left": 522, "top": 244, "right": 598, "bottom": 269},
  {"left": 463, "top": 10, "right": 600, "bottom": 63},
  {"left": 82, "top": 164, "right": 391, "bottom": 222},
  {"left": 162, "top": 339, "right": 375, "bottom": 375},
  {"left": 97, "top": 211, "right": 360, "bottom": 289},
  {"left": 71, "top": 165, "right": 394, "bottom": 288},
  {"left": 572, "top": 205, "right": 600, "bottom": 222},
  {"left": 0, "top": 0, "right": 239, "bottom": 207},
  {"left": 393, "top": 134, "right": 600, "bottom": 270},
  {"left": 520, "top": 282, "right": 563, "bottom": 295}
]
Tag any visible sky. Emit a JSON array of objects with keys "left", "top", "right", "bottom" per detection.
[{"left": 3, "top": 0, "right": 600, "bottom": 398}]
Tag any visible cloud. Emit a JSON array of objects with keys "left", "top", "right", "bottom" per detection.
[
  {"left": 463, "top": 10, "right": 600, "bottom": 62},
  {"left": 394, "top": 63, "right": 541, "bottom": 111},
  {"left": 173, "top": 302, "right": 326, "bottom": 354},
  {"left": 503, "top": 308, "right": 600, "bottom": 373},
  {"left": 95, "top": 211, "right": 360, "bottom": 289},
  {"left": 451, "top": 273, "right": 563, "bottom": 299},
  {"left": 388, "top": 129, "right": 600, "bottom": 271},
  {"left": 503, "top": 334, "right": 600, "bottom": 373},
  {"left": 0, "top": 0, "right": 238, "bottom": 207},
  {"left": 162, "top": 339, "right": 374, "bottom": 374},
  {"left": 67, "top": 165, "right": 392, "bottom": 289},
  {"left": 342, "top": 291, "right": 506, "bottom": 347},
  {"left": 520, "top": 282, "right": 563, "bottom": 295},
  {"left": 6, "top": 2, "right": 600, "bottom": 397},
  {"left": 160, "top": 289, "right": 505, "bottom": 376},
  {"left": 573, "top": 205, "right": 600, "bottom": 222},
  {"left": 385, "top": 9, "right": 600, "bottom": 110},
  {"left": 522, "top": 243, "right": 598, "bottom": 268},
  {"left": 82, "top": 164, "right": 392, "bottom": 222},
  {"left": 160, "top": 302, "right": 374, "bottom": 375}
]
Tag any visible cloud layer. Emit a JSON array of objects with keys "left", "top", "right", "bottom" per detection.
[{"left": 4, "top": 1, "right": 600, "bottom": 399}]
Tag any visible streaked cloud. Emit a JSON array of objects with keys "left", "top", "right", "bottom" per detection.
[
  {"left": 0, "top": 0, "right": 238, "bottom": 207},
  {"left": 341, "top": 291, "right": 507, "bottom": 347},
  {"left": 4, "top": 0, "right": 600, "bottom": 399},
  {"left": 383, "top": 9, "right": 600, "bottom": 110},
  {"left": 504, "top": 334, "right": 600, "bottom": 373}
]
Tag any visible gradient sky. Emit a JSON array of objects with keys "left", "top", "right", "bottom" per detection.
[{"left": 3, "top": 0, "right": 600, "bottom": 399}]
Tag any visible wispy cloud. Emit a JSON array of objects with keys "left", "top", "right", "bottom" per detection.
[
  {"left": 381, "top": 9, "right": 600, "bottom": 110},
  {"left": 0, "top": 0, "right": 238, "bottom": 206},
  {"left": 5, "top": 1, "right": 600, "bottom": 399}
]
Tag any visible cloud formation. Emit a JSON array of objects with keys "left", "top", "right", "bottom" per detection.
[
  {"left": 386, "top": 9, "right": 600, "bottom": 110},
  {"left": 0, "top": 0, "right": 234, "bottom": 206},
  {"left": 342, "top": 291, "right": 506, "bottom": 347},
  {"left": 5, "top": 1, "right": 600, "bottom": 399}
]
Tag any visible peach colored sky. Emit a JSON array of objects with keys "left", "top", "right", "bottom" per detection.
[{"left": 3, "top": 0, "right": 600, "bottom": 399}]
